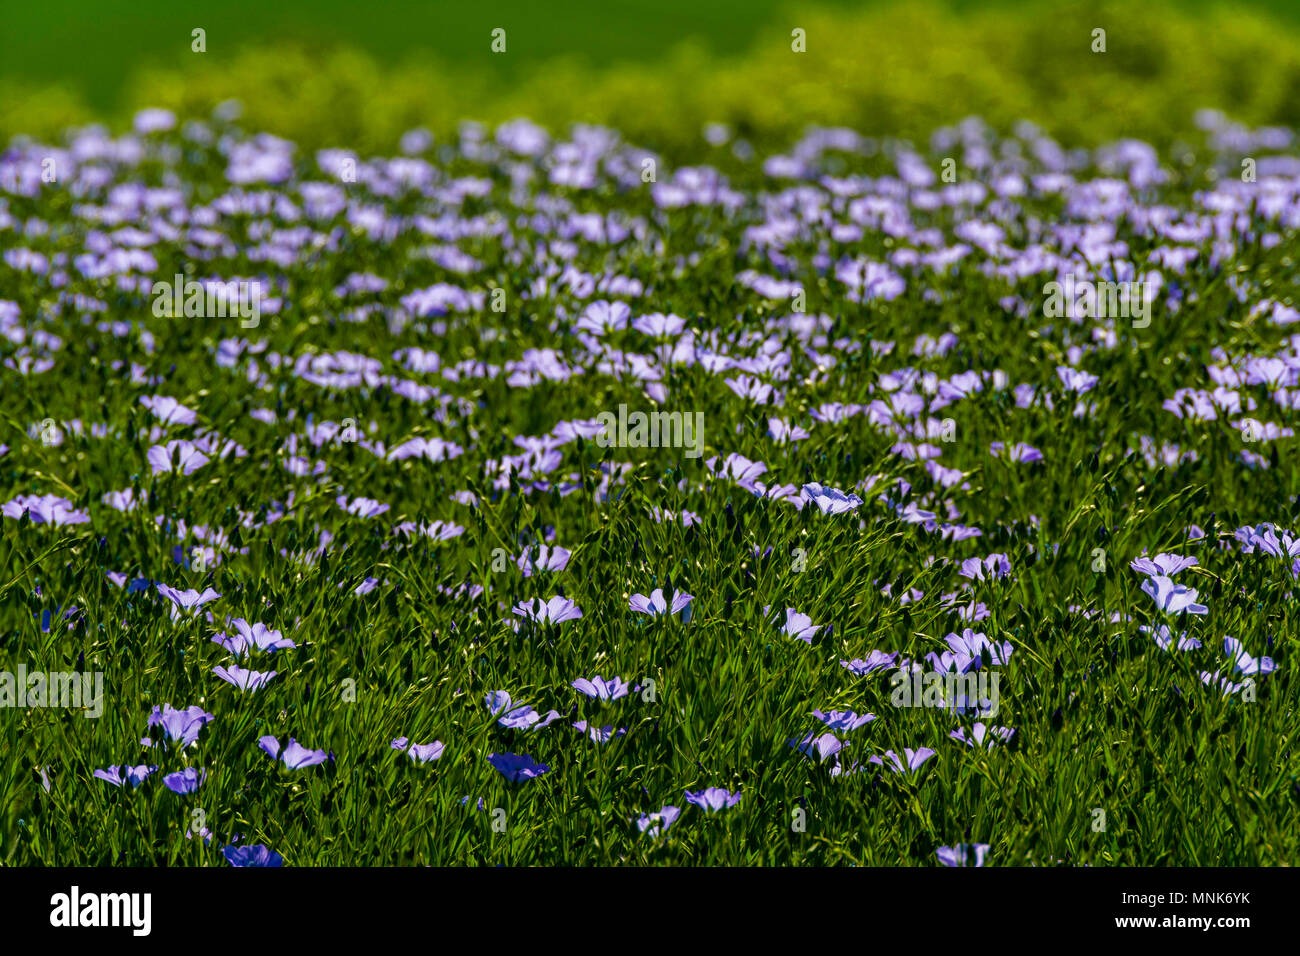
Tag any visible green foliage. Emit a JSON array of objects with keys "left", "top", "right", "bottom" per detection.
[{"left": 3, "top": 1, "right": 1300, "bottom": 157}]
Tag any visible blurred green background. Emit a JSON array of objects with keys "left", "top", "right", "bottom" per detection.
[{"left": 2, "top": 0, "right": 1299, "bottom": 155}]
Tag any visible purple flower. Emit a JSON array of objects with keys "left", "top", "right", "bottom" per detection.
[
  {"left": 840, "top": 651, "right": 898, "bottom": 676},
  {"left": 147, "top": 440, "right": 210, "bottom": 475},
  {"left": 936, "top": 843, "right": 989, "bottom": 867},
  {"left": 575, "top": 300, "right": 631, "bottom": 336},
  {"left": 768, "top": 418, "right": 810, "bottom": 444},
  {"left": 487, "top": 752, "right": 550, "bottom": 782},
  {"left": 628, "top": 588, "right": 693, "bottom": 617},
  {"left": 163, "top": 767, "right": 206, "bottom": 794},
  {"left": 2, "top": 493, "right": 90, "bottom": 526},
  {"left": 573, "top": 721, "right": 627, "bottom": 744},
  {"left": 336, "top": 495, "right": 390, "bottom": 518},
  {"left": 1223, "top": 636, "right": 1276, "bottom": 676},
  {"left": 781, "top": 608, "right": 822, "bottom": 643},
  {"left": 94, "top": 765, "right": 156, "bottom": 788},
  {"left": 485, "top": 691, "right": 561, "bottom": 730},
  {"left": 1140, "top": 624, "right": 1201, "bottom": 652},
  {"left": 1141, "top": 574, "right": 1208, "bottom": 616},
  {"left": 156, "top": 583, "right": 221, "bottom": 619},
  {"left": 139, "top": 395, "right": 197, "bottom": 425},
  {"left": 133, "top": 108, "right": 176, "bottom": 134},
  {"left": 144, "top": 704, "right": 214, "bottom": 749},
  {"left": 636, "top": 804, "right": 681, "bottom": 837},
  {"left": 512, "top": 596, "right": 583, "bottom": 625},
  {"left": 517, "top": 545, "right": 571, "bottom": 577},
  {"left": 213, "top": 664, "right": 278, "bottom": 691},
  {"left": 870, "top": 747, "right": 936, "bottom": 774},
  {"left": 1056, "top": 365, "right": 1098, "bottom": 394},
  {"left": 813, "top": 709, "right": 875, "bottom": 732},
  {"left": 572, "top": 675, "right": 629, "bottom": 700},
  {"left": 1235, "top": 523, "right": 1300, "bottom": 559},
  {"left": 102, "top": 489, "right": 138, "bottom": 512},
  {"left": 391, "top": 738, "right": 445, "bottom": 763},
  {"left": 260, "top": 736, "right": 330, "bottom": 769},
  {"left": 631, "top": 312, "right": 686, "bottom": 337},
  {"left": 1130, "top": 553, "right": 1197, "bottom": 577},
  {"left": 684, "top": 787, "right": 742, "bottom": 811},
  {"left": 707, "top": 453, "right": 768, "bottom": 493},
  {"left": 989, "top": 441, "right": 1042, "bottom": 463},
  {"left": 506, "top": 705, "right": 563, "bottom": 730},
  {"left": 223, "top": 844, "right": 284, "bottom": 867},
  {"left": 801, "top": 482, "right": 864, "bottom": 515},
  {"left": 928, "top": 629, "right": 1012, "bottom": 672},
  {"left": 789, "top": 731, "right": 842, "bottom": 763},
  {"left": 958, "top": 553, "right": 1012, "bottom": 581},
  {"left": 212, "top": 619, "right": 296, "bottom": 656},
  {"left": 950, "top": 723, "right": 1015, "bottom": 749}
]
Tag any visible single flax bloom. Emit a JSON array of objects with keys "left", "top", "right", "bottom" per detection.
[
  {"left": 950, "top": 723, "right": 1015, "bottom": 749},
  {"left": 1055, "top": 365, "right": 1098, "bottom": 394},
  {"left": 1199, "top": 671, "right": 1248, "bottom": 697},
  {"left": 94, "top": 765, "right": 157, "bottom": 788},
  {"left": 574, "top": 721, "right": 627, "bottom": 744},
  {"left": 336, "top": 495, "right": 391, "bottom": 518},
  {"left": 707, "top": 453, "right": 768, "bottom": 493},
  {"left": 259, "top": 736, "right": 331, "bottom": 769},
  {"left": 840, "top": 650, "right": 899, "bottom": 676},
  {"left": 870, "top": 747, "right": 937, "bottom": 774},
  {"left": 517, "top": 544, "right": 571, "bottom": 577},
  {"left": 936, "top": 843, "right": 990, "bottom": 867},
  {"left": 213, "top": 664, "right": 278, "bottom": 692},
  {"left": 636, "top": 805, "right": 681, "bottom": 838},
  {"left": 223, "top": 844, "right": 284, "bottom": 867},
  {"left": 989, "top": 441, "right": 1043, "bottom": 463},
  {"left": 958, "top": 553, "right": 1012, "bottom": 582},
  {"left": 572, "top": 675, "right": 630, "bottom": 700},
  {"left": 768, "top": 418, "right": 810, "bottom": 444},
  {"left": 1223, "top": 636, "right": 1275, "bottom": 676},
  {"left": 936, "top": 628, "right": 1013, "bottom": 671},
  {"left": 391, "top": 737, "right": 445, "bottom": 763},
  {"left": 628, "top": 588, "right": 693, "bottom": 618},
  {"left": 801, "top": 482, "right": 864, "bottom": 515},
  {"left": 139, "top": 394, "right": 197, "bottom": 425},
  {"left": 163, "top": 767, "right": 206, "bottom": 794},
  {"left": 512, "top": 595, "right": 583, "bottom": 624},
  {"left": 1130, "top": 552, "right": 1197, "bottom": 578},
  {"left": 1140, "top": 574, "right": 1208, "bottom": 616},
  {"left": 684, "top": 787, "right": 742, "bottom": 811},
  {"left": 147, "top": 439, "right": 210, "bottom": 475},
  {"left": 1140, "top": 624, "right": 1201, "bottom": 652},
  {"left": 782, "top": 608, "right": 822, "bottom": 643},
  {"left": 813, "top": 709, "right": 875, "bottom": 732},
  {"left": 144, "top": 704, "right": 214, "bottom": 749},
  {"left": 156, "top": 583, "right": 221, "bottom": 620},
  {"left": 212, "top": 619, "right": 296, "bottom": 656},
  {"left": 789, "top": 731, "right": 842, "bottom": 763},
  {"left": 484, "top": 690, "right": 562, "bottom": 729},
  {"left": 487, "top": 752, "right": 550, "bottom": 782}
]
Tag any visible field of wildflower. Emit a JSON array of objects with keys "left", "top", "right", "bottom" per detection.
[{"left": 2, "top": 4, "right": 1300, "bottom": 872}]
